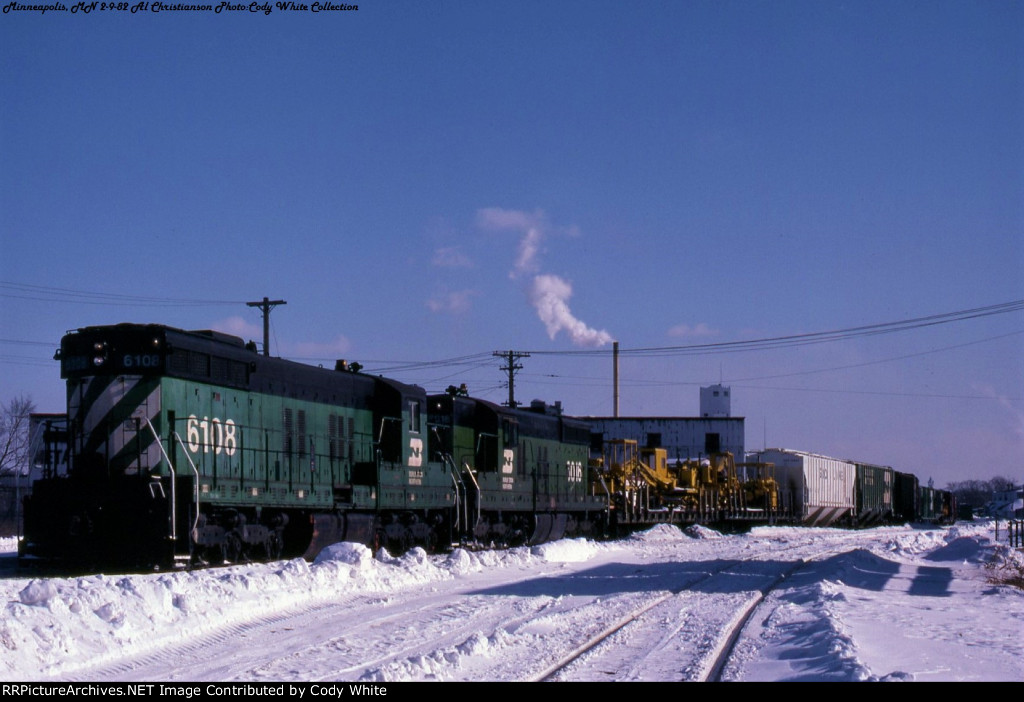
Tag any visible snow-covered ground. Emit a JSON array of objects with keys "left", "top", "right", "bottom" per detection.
[{"left": 2, "top": 520, "right": 1022, "bottom": 682}]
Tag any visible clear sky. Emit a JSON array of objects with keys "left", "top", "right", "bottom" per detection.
[{"left": 2, "top": 0, "right": 1021, "bottom": 488}]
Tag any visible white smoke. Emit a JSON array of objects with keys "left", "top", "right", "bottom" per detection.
[
  {"left": 476, "top": 207, "right": 545, "bottom": 279},
  {"left": 530, "top": 274, "right": 614, "bottom": 347},
  {"left": 476, "top": 207, "right": 542, "bottom": 231},
  {"left": 477, "top": 207, "right": 613, "bottom": 348},
  {"left": 513, "top": 225, "right": 544, "bottom": 279}
]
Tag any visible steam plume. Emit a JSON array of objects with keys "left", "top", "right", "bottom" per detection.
[
  {"left": 530, "top": 275, "right": 613, "bottom": 347},
  {"left": 478, "top": 207, "right": 613, "bottom": 348}
]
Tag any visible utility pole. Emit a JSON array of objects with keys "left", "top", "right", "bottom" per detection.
[
  {"left": 493, "top": 350, "right": 530, "bottom": 408},
  {"left": 613, "top": 341, "right": 619, "bottom": 418},
  {"left": 246, "top": 297, "right": 287, "bottom": 357}
]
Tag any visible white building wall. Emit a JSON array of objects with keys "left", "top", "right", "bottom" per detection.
[
  {"left": 700, "top": 384, "right": 731, "bottom": 418},
  {"left": 583, "top": 417, "right": 745, "bottom": 464}
]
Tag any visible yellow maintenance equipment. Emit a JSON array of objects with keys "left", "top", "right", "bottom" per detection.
[
  {"left": 736, "top": 460, "right": 780, "bottom": 511},
  {"left": 598, "top": 439, "right": 675, "bottom": 493},
  {"left": 591, "top": 440, "right": 784, "bottom": 523},
  {"left": 674, "top": 452, "right": 744, "bottom": 511}
]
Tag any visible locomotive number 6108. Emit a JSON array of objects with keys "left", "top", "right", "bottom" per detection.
[{"left": 186, "top": 415, "right": 238, "bottom": 456}]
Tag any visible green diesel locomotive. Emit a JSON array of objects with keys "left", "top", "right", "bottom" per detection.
[{"left": 20, "top": 323, "right": 607, "bottom": 569}]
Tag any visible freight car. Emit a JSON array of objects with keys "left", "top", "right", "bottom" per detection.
[
  {"left": 853, "top": 462, "right": 895, "bottom": 527},
  {"left": 916, "top": 483, "right": 957, "bottom": 525},
  {"left": 918, "top": 484, "right": 939, "bottom": 522},
  {"left": 19, "top": 323, "right": 608, "bottom": 569},
  {"left": 851, "top": 462, "right": 954, "bottom": 527},
  {"left": 893, "top": 470, "right": 920, "bottom": 523},
  {"left": 747, "top": 449, "right": 856, "bottom": 527}
]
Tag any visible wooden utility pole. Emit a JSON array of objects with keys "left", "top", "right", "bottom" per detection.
[
  {"left": 493, "top": 350, "right": 530, "bottom": 408},
  {"left": 246, "top": 297, "right": 287, "bottom": 356}
]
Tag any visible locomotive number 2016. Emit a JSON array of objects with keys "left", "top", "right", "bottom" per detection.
[
  {"left": 186, "top": 415, "right": 238, "bottom": 456},
  {"left": 567, "top": 460, "right": 583, "bottom": 483}
]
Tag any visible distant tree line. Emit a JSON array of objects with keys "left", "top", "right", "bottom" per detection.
[{"left": 945, "top": 476, "right": 1018, "bottom": 511}]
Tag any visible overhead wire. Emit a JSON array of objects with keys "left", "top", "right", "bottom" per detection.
[
  {"left": 0, "top": 281, "right": 245, "bottom": 307},
  {"left": 526, "top": 299, "right": 1024, "bottom": 357},
  {"left": 520, "top": 329, "right": 1024, "bottom": 388},
  {"left": 2, "top": 292, "right": 1021, "bottom": 398}
]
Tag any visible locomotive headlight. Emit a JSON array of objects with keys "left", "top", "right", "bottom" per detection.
[{"left": 92, "top": 340, "right": 108, "bottom": 366}]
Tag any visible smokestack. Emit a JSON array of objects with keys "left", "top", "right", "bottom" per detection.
[{"left": 613, "top": 341, "right": 619, "bottom": 418}]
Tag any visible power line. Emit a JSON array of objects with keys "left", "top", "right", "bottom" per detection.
[
  {"left": 733, "top": 384, "right": 1023, "bottom": 402},
  {"left": 0, "top": 354, "right": 55, "bottom": 368},
  {"left": 527, "top": 299, "right": 1024, "bottom": 357},
  {"left": 523, "top": 329, "right": 1024, "bottom": 388},
  {"left": 0, "top": 338, "right": 57, "bottom": 347},
  {"left": 3, "top": 296, "right": 1020, "bottom": 390},
  {"left": 520, "top": 372, "right": 1023, "bottom": 402},
  {"left": 357, "top": 353, "right": 495, "bottom": 373},
  {"left": 0, "top": 281, "right": 245, "bottom": 307},
  {"left": 725, "top": 329, "right": 1024, "bottom": 383}
]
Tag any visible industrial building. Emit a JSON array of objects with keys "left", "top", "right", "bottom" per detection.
[{"left": 581, "top": 384, "right": 744, "bottom": 464}]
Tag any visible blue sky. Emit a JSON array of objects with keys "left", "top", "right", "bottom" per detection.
[{"left": 2, "top": 0, "right": 1022, "bottom": 488}]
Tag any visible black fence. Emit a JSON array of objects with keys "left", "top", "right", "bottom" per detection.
[{"left": 1010, "top": 520, "right": 1024, "bottom": 549}]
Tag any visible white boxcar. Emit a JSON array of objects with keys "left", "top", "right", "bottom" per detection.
[{"left": 751, "top": 449, "right": 856, "bottom": 526}]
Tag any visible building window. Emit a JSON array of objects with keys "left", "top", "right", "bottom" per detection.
[{"left": 705, "top": 432, "right": 721, "bottom": 454}]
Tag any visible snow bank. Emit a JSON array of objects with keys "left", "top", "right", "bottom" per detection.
[
  {"left": 531, "top": 537, "right": 599, "bottom": 562},
  {"left": 3, "top": 522, "right": 1022, "bottom": 682},
  {"left": 0, "top": 536, "right": 609, "bottom": 680}
]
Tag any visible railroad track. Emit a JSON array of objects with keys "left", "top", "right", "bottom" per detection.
[
  {"left": 24, "top": 527, "right": 905, "bottom": 682},
  {"left": 534, "top": 545, "right": 844, "bottom": 682}
]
